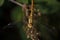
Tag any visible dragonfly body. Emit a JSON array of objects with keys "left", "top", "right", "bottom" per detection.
[{"left": 10, "top": 0, "right": 41, "bottom": 40}]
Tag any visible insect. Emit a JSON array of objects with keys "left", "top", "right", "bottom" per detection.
[{"left": 10, "top": 0, "right": 41, "bottom": 40}]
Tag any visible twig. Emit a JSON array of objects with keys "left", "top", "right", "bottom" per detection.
[{"left": 10, "top": 0, "right": 23, "bottom": 7}]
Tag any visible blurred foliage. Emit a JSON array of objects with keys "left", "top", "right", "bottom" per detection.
[
  {"left": 16, "top": 0, "right": 28, "bottom": 4},
  {"left": 0, "top": 8, "right": 3, "bottom": 18},
  {"left": 11, "top": 6, "right": 23, "bottom": 22},
  {"left": 0, "top": 0, "right": 60, "bottom": 40},
  {"left": 0, "top": 0, "right": 4, "bottom": 6},
  {"left": 34, "top": 0, "right": 60, "bottom": 14}
]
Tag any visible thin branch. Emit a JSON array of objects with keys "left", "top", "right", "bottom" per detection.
[{"left": 10, "top": 0, "right": 23, "bottom": 7}]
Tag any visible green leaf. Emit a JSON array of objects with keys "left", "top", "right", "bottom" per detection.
[
  {"left": 0, "top": 0, "right": 4, "bottom": 6},
  {"left": 16, "top": 0, "right": 28, "bottom": 4},
  {"left": 11, "top": 6, "right": 27, "bottom": 40},
  {"left": 34, "top": 0, "right": 60, "bottom": 14},
  {"left": 16, "top": 22, "right": 27, "bottom": 40},
  {"left": 11, "top": 6, "right": 24, "bottom": 22}
]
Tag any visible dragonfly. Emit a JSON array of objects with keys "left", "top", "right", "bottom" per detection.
[{"left": 10, "top": 0, "right": 41, "bottom": 40}]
